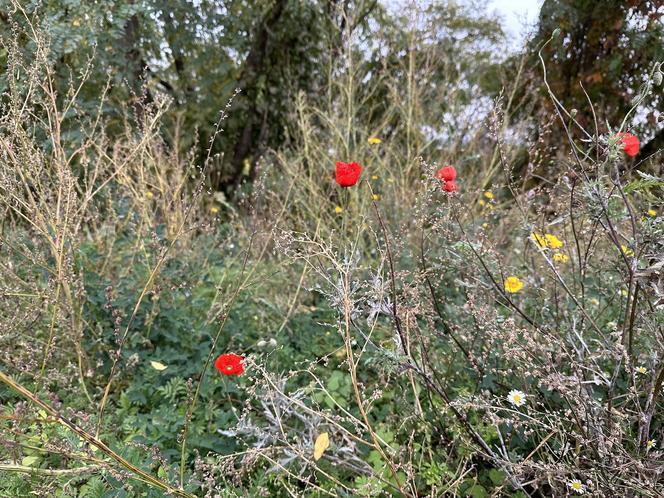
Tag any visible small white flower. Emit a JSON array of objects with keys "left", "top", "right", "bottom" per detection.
[
  {"left": 568, "top": 479, "right": 585, "bottom": 494},
  {"left": 636, "top": 366, "right": 648, "bottom": 375},
  {"left": 507, "top": 389, "right": 527, "bottom": 407},
  {"left": 646, "top": 439, "right": 656, "bottom": 451}
]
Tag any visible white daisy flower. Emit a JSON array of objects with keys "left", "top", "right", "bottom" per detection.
[
  {"left": 567, "top": 479, "right": 585, "bottom": 494},
  {"left": 507, "top": 389, "right": 526, "bottom": 407},
  {"left": 636, "top": 366, "right": 648, "bottom": 375},
  {"left": 646, "top": 439, "right": 656, "bottom": 451}
]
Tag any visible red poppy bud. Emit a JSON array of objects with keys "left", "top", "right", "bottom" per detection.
[
  {"left": 335, "top": 161, "right": 362, "bottom": 187},
  {"left": 436, "top": 165, "right": 456, "bottom": 182},
  {"left": 214, "top": 353, "right": 245, "bottom": 376},
  {"left": 616, "top": 132, "right": 640, "bottom": 157},
  {"left": 442, "top": 181, "right": 458, "bottom": 193}
]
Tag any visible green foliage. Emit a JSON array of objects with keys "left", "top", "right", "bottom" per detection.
[
  {"left": 79, "top": 478, "right": 109, "bottom": 498},
  {"left": 0, "top": 0, "right": 508, "bottom": 192},
  {"left": 525, "top": 0, "right": 664, "bottom": 159},
  {"left": 2, "top": 0, "right": 663, "bottom": 496},
  {"left": 0, "top": 0, "right": 384, "bottom": 192}
]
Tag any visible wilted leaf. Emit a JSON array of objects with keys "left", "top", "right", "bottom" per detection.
[
  {"left": 150, "top": 360, "right": 168, "bottom": 371},
  {"left": 313, "top": 432, "right": 329, "bottom": 460}
]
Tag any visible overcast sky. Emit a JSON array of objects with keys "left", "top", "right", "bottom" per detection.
[
  {"left": 383, "top": 1, "right": 544, "bottom": 48},
  {"left": 488, "top": 0, "right": 543, "bottom": 44}
]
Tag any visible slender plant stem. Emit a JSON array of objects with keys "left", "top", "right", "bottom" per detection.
[{"left": 0, "top": 369, "right": 195, "bottom": 498}]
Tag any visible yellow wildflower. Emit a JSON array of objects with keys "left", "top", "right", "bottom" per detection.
[
  {"left": 146, "top": 191, "right": 154, "bottom": 200},
  {"left": 553, "top": 253, "right": 569, "bottom": 263},
  {"left": 621, "top": 244, "right": 634, "bottom": 257},
  {"left": 367, "top": 137, "right": 382, "bottom": 145},
  {"left": 479, "top": 199, "right": 486, "bottom": 206},
  {"left": 334, "top": 206, "right": 343, "bottom": 214},
  {"left": 484, "top": 191, "right": 494, "bottom": 199},
  {"left": 371, "top": 194, "right": 380, "bottom": 201},
  {"left": 545, "top": 234, "right": 563, "bottom": 249},
  {"left": 646, "top": 439, "right": 656, "bottom": 451},
  {"left": 504, "top": 276, "right": 524, "bottom": 294},
  {"left": 209, "top": 206, "right": 219, "bottom": 214},
  {"left": 636, "top": 366, "right": 647, "bottom": 375},
  {"left": 647, "top": 209, "right": 657, "bottom": 217},
  {"left": 531, "top": 233, "right": 547, "bottom": 249},
  {"left": 371, "top": 175, "right": 379, "bottom": 180},
  {"left": 589, "top": 298, "right": 600, "bottom": 306}
]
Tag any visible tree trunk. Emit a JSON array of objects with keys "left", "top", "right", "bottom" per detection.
[{"left": 226, "top": 0, "right": 289, "bottom": 194}]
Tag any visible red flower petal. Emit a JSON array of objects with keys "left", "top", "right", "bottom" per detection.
[
  {"left": 616, "top": 132, "right": 640, "bottom": 157},
  {"left": 335, "top": 161, "right": 362, "bottom": 187},
  {"left": 214, "top": 353, "right": 245, "bottom": 376},
  {"left": 436, "top": 165, "right": 457, "bottom": 182},
  {"left": 442, "top": 181, "right": 458, "bottom": 193}
]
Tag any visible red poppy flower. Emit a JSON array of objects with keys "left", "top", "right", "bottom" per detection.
[
  {"left": 442, "top": 181, "right": 458, "bottom": 193},
  {"left": 214, "top": 353, "right": 244, "bottom": 376},
  {"left": 616, "top": 132, "right": 640, "bottom": 157},
  {"left": 335, "top": 161, "right": 362, "bottom": 187},
  {"left": 436, "top": 165, "right": 456, "bottom": 182}
]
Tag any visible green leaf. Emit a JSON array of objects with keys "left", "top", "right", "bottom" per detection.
[
  {"left": 488, "top": 468, "right": 506, "bottom": 485},
  {"left": 466, "top": 484, "right": 487, "bottom": 498},
  {"left": 21, "top": 455, "right": 40, "bottom": 467},
  {"left": 80, "top": 477, "right": 108, "bottom": 498}
]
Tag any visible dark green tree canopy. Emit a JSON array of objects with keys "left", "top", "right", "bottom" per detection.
[
  {"left": 1, "top": 0, "right": 507, "bottom": 193},
  {"left": 529, "top": 0, "right": 664, "bottom": 162},
  {"left": 1, "top": 0, "right": 375, "bottom": 191}
]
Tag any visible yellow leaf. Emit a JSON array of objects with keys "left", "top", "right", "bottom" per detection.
[
  {"left": 313, "top": 432, "right": 329, "bottom": 460},
  {"left": 150, "top": 360, "right": 168, "bottom": 371}
]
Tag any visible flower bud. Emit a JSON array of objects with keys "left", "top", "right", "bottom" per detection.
[
  {"left": 654, "top": 71, "right": 663, "bottom": 86},
  {"left": 552, "top": 28, "right": 561, "bottom": 39}
]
